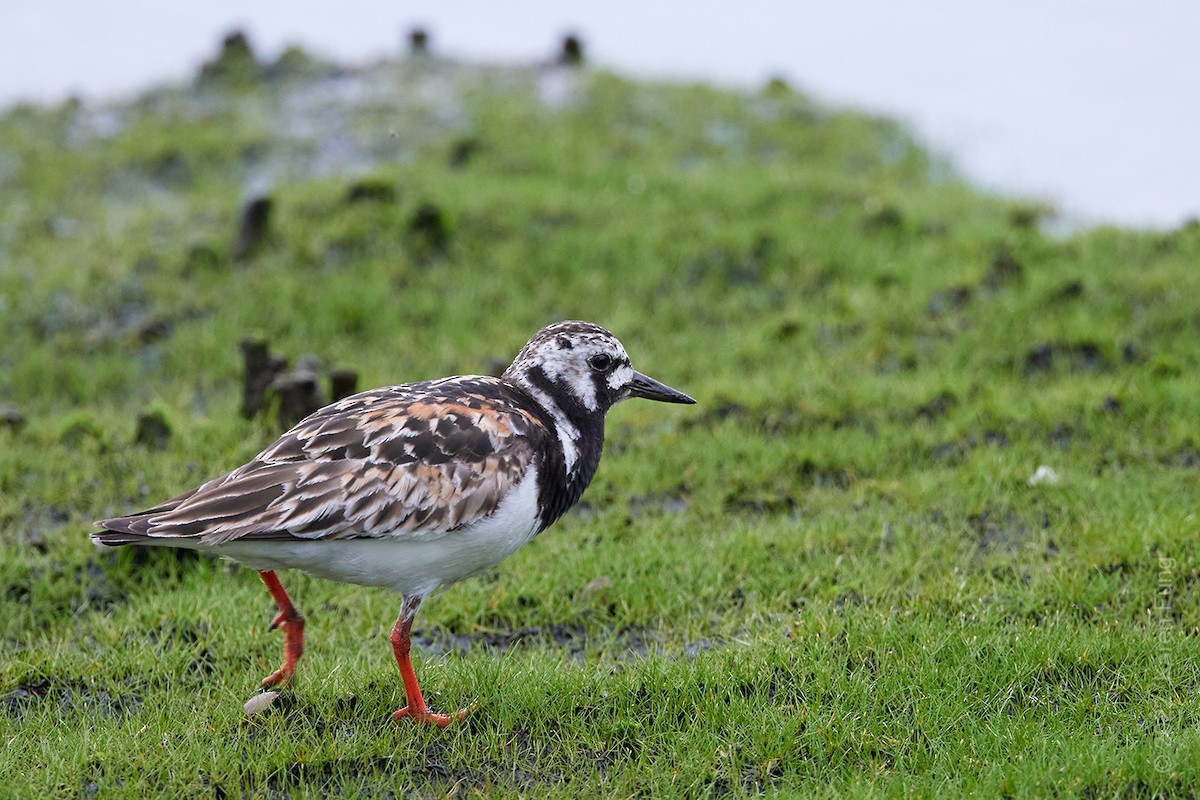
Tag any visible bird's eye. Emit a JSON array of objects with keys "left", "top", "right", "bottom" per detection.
[{"left": 587, "top": 353, "right": 613, "bottom": 372}]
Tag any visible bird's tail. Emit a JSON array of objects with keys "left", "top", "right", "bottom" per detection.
[{"left": 92, "top": 487, "right": 200, "bottom": 546}]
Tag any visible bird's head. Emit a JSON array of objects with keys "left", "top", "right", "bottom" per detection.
[{"left": 503, "top": 321, "right": 695, "bottom": 417}]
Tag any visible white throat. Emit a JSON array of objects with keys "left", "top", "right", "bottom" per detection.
[{"left": 522, "top": 383, "right": 580, "bottom": 474}]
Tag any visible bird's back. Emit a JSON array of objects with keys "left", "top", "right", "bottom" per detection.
[{"left": 94, "top": 376, "right": 554, "bottom": 548}]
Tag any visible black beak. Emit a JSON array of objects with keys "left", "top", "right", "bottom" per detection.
[{"left": 627, "top": 371, "right": 696, "bottom": 404}]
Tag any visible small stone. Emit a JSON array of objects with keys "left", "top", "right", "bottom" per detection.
[
  {"left": 1028, "top": 465, "right": 1060, "bottom": 486},
  {"left": 243, "top": 691, "right": 279, "bottom": 716},
  {"left": 583, "top": 576, "right": 612, "bottom": 594}
]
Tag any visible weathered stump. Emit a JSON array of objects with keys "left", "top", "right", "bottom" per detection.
[
  {"left": 330, "top": 369, "right": 360, "bottom": 403},
  {"left": 232, "top": 195, "right": 273, "bottom": 261},
  {"left": 240, "top": 337, "right": 287, "bottom": 419},
  {"left": 408, "top": 28, "right": 430, "bottom": 56},
  {"left": 558, "top": 34, "right": 584, "bottom": 66},
  {"left": 272, "top": 371, "right": 323, "bottom": 430}
]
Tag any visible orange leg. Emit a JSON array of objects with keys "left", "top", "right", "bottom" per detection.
[
  {"left": 258, "top": 570, "right": 305, "bottom": 688},
  {"left": 390, "top": 597, "right": 471, "bottom": 727}
]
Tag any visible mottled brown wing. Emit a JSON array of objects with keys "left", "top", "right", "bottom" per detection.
[{"left": 95, "top": 377, "right": 547, "bottom": 546}]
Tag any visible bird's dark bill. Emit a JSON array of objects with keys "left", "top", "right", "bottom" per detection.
[{"left": 627, "top": 371, "right": 696, "bottom": 404}]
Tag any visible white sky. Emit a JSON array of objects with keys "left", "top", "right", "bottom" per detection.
[{"left": 2, "top": 1, "right": 1196, "bottom": 227}]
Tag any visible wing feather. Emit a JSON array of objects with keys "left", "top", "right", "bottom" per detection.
[{"left": 94, "top": 377, "right": 548, "bottom": 546}]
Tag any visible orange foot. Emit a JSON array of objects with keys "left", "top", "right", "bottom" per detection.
[
  {"left": 260, "top": 611, "right": 305, "bottom": 687},
  {"left": 389, "top": 602, "right": 472, "bottom": 727},
  {"left": 392, "top": 704, "right": 473, "bottom": 728},
  {"left": 258, "top": 571, "right": 305, "bottom": 688}
]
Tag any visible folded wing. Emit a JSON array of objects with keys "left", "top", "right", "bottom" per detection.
[{"left": 94, "top": 377, "right": 546, "bottom": 546}]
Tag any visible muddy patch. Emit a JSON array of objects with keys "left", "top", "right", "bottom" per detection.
[
  {"left": 926, "top": 284, "right": 973, "bottom": 317},
  {"left": 1023, "top": 340, "right": 1109, "bottom": 375},
  {"left": 981, "top": 245, "right": 1024, "bottom": 289},
  {"left": 923, "top": 430, "right": 1008, "bottom": 466},
  {"left": 683, "top": 399, "right": 872, "bottom": 439},
  {"left": 1160, "top": 440, "right": 1200, "bottom": 469},
  {"left": 76, "top": 559, "right": 124, "bottom": 609},
  {"left": 627, "top": 492, "right": 690, "bottom": 519},
  {"left": 2, "top": 675, "right": 143, "bottom": 721},
  {"left": 969, "top": 508, "right": 1030, "bottom": 553},
  {"left": 913, "top": 390, "right": 958, "bottom": 421},
  {"left": 723, "top": 457, "right": 856, "bottom": 515},
  {"left": 5, "top": 503, "right": 72, "bottom": 552},
  {"left": 1047, "top": 279, "right": 1085, "bottom": 303},
  {"left": 723, "top": 488, "right": 796, "bottom": 516},
  {"left": 411, "top": 622, "right": 659, "bottom": 663}
]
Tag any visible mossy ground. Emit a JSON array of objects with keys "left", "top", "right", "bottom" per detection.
[{"left": 2, "top": 52, "right": 1199, "bottom": 798}]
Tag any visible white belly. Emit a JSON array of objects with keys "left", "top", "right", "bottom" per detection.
[{"left": 210, "top": 467, "right": 542, "bottom": 597}]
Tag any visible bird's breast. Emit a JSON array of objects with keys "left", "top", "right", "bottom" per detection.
[{"left": 213, "top": 466, "right": 543, "bottom": 596}]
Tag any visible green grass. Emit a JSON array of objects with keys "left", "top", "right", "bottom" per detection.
[{"left": 2, "top": 54, "right": 1200, "bottom": 798}]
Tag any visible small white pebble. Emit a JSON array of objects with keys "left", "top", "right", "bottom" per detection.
[
  {"left": 243, "top": 691, "right": 279, "bottom": 716},
  {"left": 1028, "top": 465, "right": 1060, "bottom": 486},
  {"left": 583, "top": 575, "right": 612, "bottom": 594}
]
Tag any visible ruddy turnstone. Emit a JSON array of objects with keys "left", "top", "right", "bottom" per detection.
[{"left": 93, "top": 321, "right": 694, "bottom": 726}]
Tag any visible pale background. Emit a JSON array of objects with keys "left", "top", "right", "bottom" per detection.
[{"left": 2, "top": 1, "right": 1195, "bottom": 228}]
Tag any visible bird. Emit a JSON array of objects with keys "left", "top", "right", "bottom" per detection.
[{"left": 92, "top": 320, "right": 695, "bottom": 726}]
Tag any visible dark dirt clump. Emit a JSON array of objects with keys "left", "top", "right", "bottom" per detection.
[
  {"left": 982, "top": 246, "right": 1024, "bottom": 289},
  {"left": 914, "top": 390, "right": 958, "bottom": 421},
  {"left": 970, "top": 508, "right": 1029, "bottom": 553},
  {"left": 2, "top": 676, "right": 142, "bottom": 721},
  {"left": 1160, "top": 442, "right": 1200, "bottom": 469},
  {"left": 1023, "top": 341, "right": 1109, "bottom": 375},
  {"left": 926, "top": 284, "right": 973, "bottom": 316}
]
